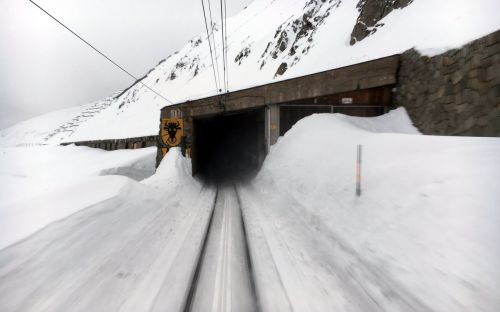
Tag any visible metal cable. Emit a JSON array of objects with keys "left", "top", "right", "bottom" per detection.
[
  {"left": 207, "top": 0, "right": 222, "bottom": 92},
  {"left": 223, "top": 0, "right": 229, "bottom": 93},
  {"left": 219, "top": 0, "right": 227, "bottom": 93},
  {"left": 201, "top": 0, "right": 220, "bottom": 93},
  {"left": 27, "top": 0, "right": 174, "bottom": 104}
]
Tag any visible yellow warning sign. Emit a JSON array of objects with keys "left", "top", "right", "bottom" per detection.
[{"left": 160, "top": 118, "right": 184, "bottom": 147}]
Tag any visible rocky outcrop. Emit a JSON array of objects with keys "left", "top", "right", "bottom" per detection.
[
  {"left": 235, "top": 46, "right": 252, "bottom": 65},
  {"left": 166, "top": 37, "right": 204, "bottom": 81},
  {"left": 350, "top": 0, "right": 414, "bottom": 45},
  {"left": 259, "top": 0, "right": 342, "bottom": 77},
  {"left": 274, "top": 62, "right": 288, "bottom": 77}
]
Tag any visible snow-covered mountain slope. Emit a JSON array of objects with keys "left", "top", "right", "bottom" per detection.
[
  {"left": 1, "top": 0, "right": 499, "bottom": 146},
  {"left": 0, "top": 96, "right": 114, "bottom": 146}
]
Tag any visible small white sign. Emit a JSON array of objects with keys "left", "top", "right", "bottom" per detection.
[{"left": 341, "top": 97, "right": 353, "bottom": 104}]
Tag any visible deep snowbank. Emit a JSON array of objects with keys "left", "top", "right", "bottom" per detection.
[
  {"left": 0, "top": 145, "right": 156, "bottom": 250},
  {"left": 143, "top": 147, "right": 197, "bottom": 189},
  {"left": 253, "top": 108, "right": 500, "bottom": 311},
  {"left": 0, "top": 146, "right": 216, "bottom": 311}
]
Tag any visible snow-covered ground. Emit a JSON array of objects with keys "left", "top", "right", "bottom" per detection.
[
  {"left": 0, "top": 147, "right": 215, "bottom": 311},
  {"left": 0, "top": 109, "right": 499, "bottom": 311},
  {"left": 240, "top": 108, "right": 500, "bottom": 311},
  {"left": 1, "top": 0, "right": 499, "bottom": 145},
  {"left": 0, "top": 145, "right": 156, "bottom": 250}
]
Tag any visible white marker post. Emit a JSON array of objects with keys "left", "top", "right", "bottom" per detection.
[{"left": 356, "top": 144, "right": 362, "bottom": 196}]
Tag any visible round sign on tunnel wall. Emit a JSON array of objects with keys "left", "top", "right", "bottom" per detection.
[{"left": 160, "top": 118, "right": 184, "bottom": 147}]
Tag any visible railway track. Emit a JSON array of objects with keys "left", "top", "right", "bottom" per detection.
[{"left": 184, "top": 184, "right": 258, "bottom": 312}]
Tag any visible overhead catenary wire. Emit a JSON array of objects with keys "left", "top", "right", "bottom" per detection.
[
  {"left": 160, "top": 1, "right": 276, "bottom": 99},
  {"left": 219, "top": 0, "right": 227, "bottom": 94},
  {"left": 201, "top": 0, "right": 220, "bottom": 94},
  {"left": 27, "top": 0, "right": 174, "bottom": 104},
  {"left": 223, "top": 0, "right": 229, "bottom": 93},
  {"left": 207, "top": 0, "right": 222, "bottom": 93}
]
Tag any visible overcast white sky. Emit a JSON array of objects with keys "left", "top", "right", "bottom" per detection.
[{"left": 0, "top": 0, "right": 252, "bottom": 129}]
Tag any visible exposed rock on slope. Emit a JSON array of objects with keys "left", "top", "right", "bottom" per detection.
[
  {"left": 259, "top": 0, "right": 342, "bottom": 77},
  {"left": 350, "top": 0, "right": 414, "bottom": 45}
]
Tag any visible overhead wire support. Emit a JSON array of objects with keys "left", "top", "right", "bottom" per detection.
[
  {"left": 201, "top": 0, "right": 220, "bottom": 94},
  {"left": 27, "top": 0, "right": 174, "bottom": 104}
]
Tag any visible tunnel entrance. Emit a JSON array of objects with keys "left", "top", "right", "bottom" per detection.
[{"left": 193, "top": 108, "right": 266, "bottom": 182}]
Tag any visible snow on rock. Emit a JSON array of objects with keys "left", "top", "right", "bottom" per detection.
[
  {"left": 258, "top": 0, "right": 343, "bottom": 77},
  {"left": 245, "top": 108, "right": 500, "bottom": 311},
  {"left": 1, "top": 0, "right": 499, "bottom": 145},
  {"left": 0, "top": 145, "right": 156, "bottom": 250}
]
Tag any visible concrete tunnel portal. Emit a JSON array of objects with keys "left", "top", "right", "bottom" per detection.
[
  {"left": 157, "top": 55, "right": 399, "bottom": 179},
  {"left": 192, "top": 108, "right": 267, "bottom": 182}
]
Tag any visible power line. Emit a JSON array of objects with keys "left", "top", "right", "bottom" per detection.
[
  {"left": 207, "top": 0, "right": 222, "bottom": 93},
  {"left": 219, "top": 0, "right": 227, "bottom": 93},
  {"left": 27, "top": 0, "right": 174, "bottom": 104},
  {"left": 201, "top": 0, "right": 220, "bottom": 93},
  {"left": 223, "top": 0, "right": 229, "bottom": 93}
]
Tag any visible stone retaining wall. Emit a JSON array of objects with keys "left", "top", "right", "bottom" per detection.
[
  {"left": 396, "top": 30, "right": 500, "bottom": 136},
  {"left": 61, "top": 135, "right": 158, "bottom": 150}
]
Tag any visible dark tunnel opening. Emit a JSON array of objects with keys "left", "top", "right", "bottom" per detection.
[{"left": 193, "top": 108, "right": 266, "bottom": 183}]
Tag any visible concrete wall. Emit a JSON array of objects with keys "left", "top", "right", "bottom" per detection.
[
  {"left": 165, "top": 55, "right": 399, "bottom": 118},
  {"left": 396, "top": 30, "right": 500, "bottom": 136},
  {"left": 62, "top": 136, "right": 158, "bottom": 150}
]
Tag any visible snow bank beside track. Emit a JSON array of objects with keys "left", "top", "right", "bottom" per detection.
[
  {"left": 250, "top": 107, "right": 500, "bottom": 311},
  {"left": 0, "top": 145, "right": 156, "bottom": 250},
  {"left": 0, "top": 147, "right": 217, "bottom": 311}
]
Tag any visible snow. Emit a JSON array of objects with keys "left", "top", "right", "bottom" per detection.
[
  {"left": 0, "top": 145, "right": 156, "bottom": 250},
  {"left": 1, "top": 0, "right": 498, "bottom": 145},
  {"left": 0, "top": 0, "right": 499, "bottom": 308},
  {"left": 240, "top": 108, "right": 500, "bottom": 311},
  {"left": 0, "top": 97, "right": 114, "bottom": 147},
  {"left": 0, "top": 147, "right": 216, "bottom": 311},
  {"left": 0, "top": 109, "right": 499, "bottom": 310},
  {"left": 342, "top": 107, "right": 421, "bottom": 134},
  {"left": 0, "top": 105, "right": 90, "bottom": 147},
  {"left": 188, "top": 185, "right": 256, "bottom": 312},
  {"left": 142, "top": 146, "right": 192, "bottom": 187},
  {"left": 295, "top": 0, "right": 500, "bottom": 75}
]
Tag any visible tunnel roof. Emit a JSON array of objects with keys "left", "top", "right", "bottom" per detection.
[{"left": 161, "top": 54, "right": 400, "bottom": 118}]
